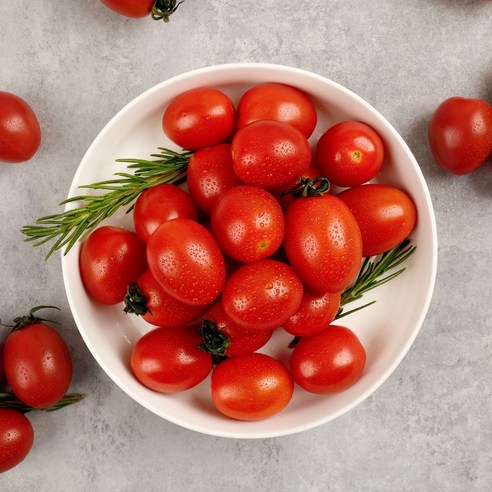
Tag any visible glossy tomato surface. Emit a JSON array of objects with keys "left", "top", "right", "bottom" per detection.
[
  {"left": 146, "top": 218, "right": 226, "bottom": 306},
  {"left": 337, "top": 184, "right": 417, "bottom": 257},
  {"left": 211, "top": 353, "right": 294, "bottom": 421},
  {"left": 162, "top": 87, "right": 235, "bottom": 150},
  {"left": 0, "top": 91, "right": 41, "bottom": 163},
  {"left": 100, "top": 0, "right": 154, "bottom": 18},
  {"left": 290, "top": 325, "right": 366, "bottom": 394},
  {"left": 131, "top": 325, "right": 212, "bottom": 393},
  {"left": 236, "top": 82, "right": 317, "bottom": 138},
  {"left": 428, "top": 96, "right": 492, "bottom": 174},
  {"left": 0, "top": 409, "right": 34, "bottom": 473},
  {"left": 4, "top": 323, "right": 72, "bottom": 408},
  {"left": 79, "top": 226, "right": 147, "bottom": 305}
]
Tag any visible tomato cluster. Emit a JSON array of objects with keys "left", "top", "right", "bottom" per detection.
[{"left": 79, "top": 82, "right": 417, "bottom": 421}]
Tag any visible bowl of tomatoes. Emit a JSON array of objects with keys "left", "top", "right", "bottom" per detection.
[{"left": 61, "top": 63, "right": 437, "bottom": 438}]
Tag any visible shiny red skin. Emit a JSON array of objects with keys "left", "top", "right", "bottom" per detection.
[
  {"left": 146, "top": 218, "right": 226, "bottom": 306},
  {"left": 222, "top": 259, "right": 304, "bottom": 330},
  {"left": 131, "top": 326, "right": 212, "bottom": 393},
  {"left": 282, "top": 289, "right": 341, "bottom": 337},
  {"left": 132, "top": 270, "right": 209, "bottom": 327},
  {"left": 211, "top": 185, "right": 284, "bottom": 263},
  {"left": 315, "top": 121, "right": 384, "bottom": 187},
  {"left": 162, "top": 87, "right": 236, "bottom": 151},
  {"left": 204, "top": 300, "right": 273, "bottom": 356},
  {"left": 0, "top": 91, "right": 41, "bottom": 163},
  {"left": 337, "top": 184, "right": 417, "bottom": 257},
  {"left": 100, "top": 0, "right": 154, "bottom": 18},
  {"left": 0, "top": 409, "right": 34, "bottom": 473},
  {"left": 211, "top": 353, "right": 294, "bottom": 421},
  {"left": 133, "top": 183, "right": 198, "bottom": 243},
  {"left": 284, "top": 195, "right": 363, "bottom": 293},
  {"left": 187, "top": 144, "right": 243, "bottom": 215},
  {"left": 4, "top": 323, "right": 72, "bottom": 408},
  {"left": 231, "top": 119, "right": 312, "bottom": 189},
  {"left": 237, "top": 83, "right": 317, "bottom": 138},
  {"left": 428, "top": 96, "right": 492, "bottom": 175},
  {"left": 290, "top": 325, "right": 366, "bottom": 394},
  {"left": 80, "top": 226, "right": 147, "bottom": 305}
]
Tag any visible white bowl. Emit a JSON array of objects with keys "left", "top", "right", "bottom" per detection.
[{"left": 62, "top": 63, "right": 437, "bottom": 438}]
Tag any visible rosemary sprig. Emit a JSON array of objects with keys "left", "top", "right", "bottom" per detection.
[
  {"left": 21, "top": 147, "right": 192, "bottom": 260},
  {"left": 0, "top": 392, "right": 85, "bottom": 413}
]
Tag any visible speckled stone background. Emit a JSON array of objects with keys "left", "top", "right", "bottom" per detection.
[{"left": 1, "top": 1, "right": 491, "bottom": 490}]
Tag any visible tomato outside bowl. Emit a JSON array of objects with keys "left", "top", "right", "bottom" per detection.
[{"left": 62, "top": 63, "right": 438, "bottom": 439}]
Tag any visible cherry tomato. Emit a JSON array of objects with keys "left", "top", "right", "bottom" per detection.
[
  {"left": 0, "top": 409, "right": 34, "bottom": 473},
  {"left": 4, "top": 310, "right": 72, "bottom": 408},
  {"left": 79, "top": 226, "right": 147, "bottom": 305},
  {"left": 315, "top": 121, "right": 384, "bottom": 187},
  {"left": 222, "top": 259, "right": 303, "bottom": 330},
  {"left": 231, "top": 119, "right": 312, "bottom": 189},
  {"left": 124, "top": 270, "right": 209, "bottom": 328},
  {"left": 162, "top": 87, "right": 236, "bottom": 151},
  {"left": 0, "top": 91, "right": 41, "bottom": 163},
  {"left": 428, "top": 96, "right": 492, "bottom": 175},
  {"left": 282, "top": 289, "right": 341, "bottom": 337},
  {"left": 290, "top": 325, "right": 366, "bottom": 394},
  {"left": 131, "top": 325, "right": 212, "bottom": 393},
  {"left": 201, "top": 300, "right": 273, "bottom": 357},
  {"left": 236, "top": 83, "right": 317, "bottom": 138},
  {"left": 284, "top": 191, "right": 363, "bottom": 293},
  {"left": 211, "top": 353, "right": 294, "bottom": 421},
  {"left": 133, "top": 183, "right": 198, "bottom": 243},
  {"left": 100, "top": 0, "right": 154, "bottom": 18},
  {"left": 146, "top": 217, "right": 226, "bottom": 306},
  {"left": 186, "top": 144, "right": 243, "bottom": 215},
  {"left": 337, "top": 184, "right": 417, "bottom": 257},
  {"left": 211, "top": 185, "right": 284, "bottom": 263}
]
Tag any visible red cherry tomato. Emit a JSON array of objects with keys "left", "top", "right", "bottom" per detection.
[
  {"left": 211, "top": 185, "right": 284, "bottom": 263},
  {"left": 124, "top": 270, "right": 209, "bottom": 328},
  {"left": 290, "top": 325, "right": 366, "bottom": 394},
  {"left": 222, "top": 259, "right": 303, "bottom": 330},
  {"left": 100, "top": 0, "right": 154, "bottom": 18},
  {"left": 231, "top": 120, "right": 312, "bottom": 189},
  {"left": 79, "top": 226, "right": 147, "bottom": 305},
  {"left": 0, "top": 91, "right": 41, "bottom": 163},
  {"left": 315, "top": 121, "right": 384, "bottom": 187},
  {"left": 0, "top": 409, "right": 34, "bottom": 473},
  {"left": 186, "top": 144, "right": 243, "bottom": 215},
  {"left": 133, "top": 183, "right": 198, "bottom": 243},
  {"left": 337, "top": 184, "right": 417, "bottom": 257},
  {"left": 237, "top": 83, "right": 317, "bottom": 138},
  {"left": 162, "top": 87, "right": 236, "bottom": 151},
  {"left": 282, "top": 289, "right": 341, "bottom": 337},
  {"left": 428, "top": 96, "right": 492, "bottom": 175},
  {"left": 284, "top": 192, "right": 363, "bottom": 293},
  {"left": 131, "top": 325, "right": 212, "bottom": 393},
  {"left": 4, "top": 312, "right": 72, "bottom": 408},
  {"left": 211, "top": 353, "right": 294, "bottom": 421},
  {"left": 146, "top": 218, "right": 226, "bottom": 306}
]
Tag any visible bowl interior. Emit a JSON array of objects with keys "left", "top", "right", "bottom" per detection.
[{"left": 62, "top": 63, "right": 437, "bottom": 438}]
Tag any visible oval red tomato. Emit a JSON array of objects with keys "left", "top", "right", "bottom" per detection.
[
  {"left": 315, "top": 121, "right": 384, "bottom": 187},
  {"left": 0, "top": 91, "right": 41, "bottom": 163},
  {"left": 428, "top": 96, "right": 492, "bottom": 175},
  {"left": 211, "top": 353, "right": 294, "bottom": 421},
  {"left": 0, "top": 409, "right": 34, "bottom": 473},
  {"left": 337, "top": 184, "right": 417, "bottom": 257},
  {"left": 100, "top": 0, "right": 154, "bottom": 18},
  {"left": 236, "top": 82, "right": 317, "bottom": 138},
  {"left": 162, "top": 87, "right": 236, "bottom": 151},
  {"left": 231, "top": 119, "right": 312, "bottom": 189},
  {"left": 290, "top": 325, "right": 366, "bottom": 394},
  {"left": 211, "top": 185, "right": 284, "bottom": 263},
  {"left": 146, "top": 217, "right": 226, "bottom": 306},
  {"left": 79, "top": 226, "right": 147, "bottom": 305},
  {"left": 133, "top": 183, "right": 198, "bottom": 243},
  {"left": 131, "top": 325, "right": 212, "bottom": 393}
]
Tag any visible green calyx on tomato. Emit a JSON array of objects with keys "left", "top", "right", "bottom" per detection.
[
  {"left": 152, "top": 0, "right": 185, "bottom": 22},
  {"left": 123, "top": 283, "right": 150, "bottom": 317},
  {"left": 9, "top": 305, "right": 60, "bottom": 332},
  {"left": 198, "top": 320, "right": 230, "bottom": 363},
  {"left": 281, "top": 176, "right": 331, "bottom": 199}
]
